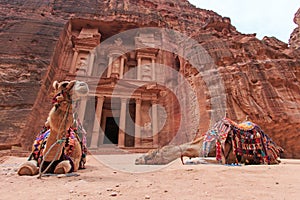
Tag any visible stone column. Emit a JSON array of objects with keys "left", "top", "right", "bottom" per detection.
[
  {"left": 118, "top": 98, "right": 127, "bottom": 147},
  {"left": 107, "top": 56, "right": 113, "bottom": 78},
  {"left": 137, "top": 57, "right": 142, "bottom": 80},
  {"left": 152, "top": 100, "right": 159, "bottom": 147},
  {"left": 70, "top": 49, "right": 79, "bottom": 74},
  {"left": 87, "top": 50, "right": 95, "bottom": 76},
  {"left": 134, "top": 98, "right": 142, "bottom": 147},
  {"left": 90, "top": 96, "right": 105, "bottom": 148},
  {"left": 151, "top": 58, "right": 156, "bottom": 81},
  {"left": 77, "top": 97, "right": 87, "bottom": 124},
  {"left": 120, "top": 57, "right": 125, "bottom": 79}
]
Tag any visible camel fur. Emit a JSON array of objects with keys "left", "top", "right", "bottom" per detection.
[{"left": 18, "top": 80, "right": 89, "bottom": 176}]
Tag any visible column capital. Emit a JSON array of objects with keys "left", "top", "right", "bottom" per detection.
[
  {"left": 97, "top": 96, "right": 105, "bottom": 102},
  {"left": 152, "top": 99, "right": 158, "bottom": 104},
  {"left": 73, "top": 47, "right": 79, "bottom": 53},
  {"left": 135, "top": 98, "right": 142, "bottom": 104},
  {"left": 121, "top": 98, "right": 128, "bottom": 103}
]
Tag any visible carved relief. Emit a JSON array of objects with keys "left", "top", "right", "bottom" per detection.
[
  {"left": 142, "top": 64, "right": 152, "bottom": 81},
  {"left": 142, "top": 121, "right": 152, "bottom": 137},
  {"left": 112, "top": 57, "right": 120, "bottom": 74},
  {"left": 76, "top": 53, "right": 89, "bottom": 75}
]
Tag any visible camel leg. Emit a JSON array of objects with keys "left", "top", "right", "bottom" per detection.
[
  {"left": 180, "top": 156, "right": 184, "bottom": 165},
  {"left": 18, "top": 160, "right": 39, "bottom": 176},
  {"left": 54, "top": 160, "right": 72, "bottom": 174}
]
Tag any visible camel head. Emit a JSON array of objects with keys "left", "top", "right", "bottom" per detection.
[
  {"left": 52, "top": 80, "right": 89, "bottom": 104},
  {"left": 48, "top": 80, "right": 89, "bottom": 133}
]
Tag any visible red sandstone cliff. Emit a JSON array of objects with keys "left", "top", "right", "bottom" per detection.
[
  {"left": 0, "top": 0, "right": 299, "bottom": 158},
  {"left": 289, "top": 8, "right": 300, "bottom": 50}
]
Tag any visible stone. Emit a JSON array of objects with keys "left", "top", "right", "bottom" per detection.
[{"left": 110, "top": 192, "right": 118, "bottom": 197}]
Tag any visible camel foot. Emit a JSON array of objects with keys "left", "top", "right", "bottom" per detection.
[
  {"left": 17, "top": 160, "right": 39, "bottom": 176},
  {"left": 54, "top": 160, "right": 72, "bottom": 174}
]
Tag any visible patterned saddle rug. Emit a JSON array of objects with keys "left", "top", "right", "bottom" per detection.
[
  {"left": 28, "top": 118, "right": 87, "bottom": 169},
  {"left": 203, "top": 118, "right": 282, "bottom": 164}
]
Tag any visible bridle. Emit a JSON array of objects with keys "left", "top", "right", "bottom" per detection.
[{"left": 52, "top": 88, "right": 72, "bottom": 104}]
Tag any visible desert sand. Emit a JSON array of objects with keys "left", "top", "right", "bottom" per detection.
[{"left": 0, "top": 154, "right": 300, "bottom": 200}]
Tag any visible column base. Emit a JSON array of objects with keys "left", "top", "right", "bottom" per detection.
[{"left": 89, "top": 145, "right": 99, "bottom": 149}]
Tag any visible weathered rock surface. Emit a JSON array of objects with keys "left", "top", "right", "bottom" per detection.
[
  {"left": 0, "top": 1, "right": 299, "bottom": 158},
  {"left": 289, "top": 8, "right": 300, "bottom": 50}
]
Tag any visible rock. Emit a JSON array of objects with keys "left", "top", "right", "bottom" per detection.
[
  {"left": 289, "top": 8, "right": 300, "bottom": 49},
  {"left": 145, "top": 195, "right": 151, "bottom": 199},
  {"left": 0, "top": 1, "right": 299, "bottom": 159},
  {"left": 110, "top": 192, "right": 118, "bottom": 197}
]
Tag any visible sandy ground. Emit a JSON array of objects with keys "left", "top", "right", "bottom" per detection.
[{"left": 0, "top": 154, "right": 300, "bottom": 200}]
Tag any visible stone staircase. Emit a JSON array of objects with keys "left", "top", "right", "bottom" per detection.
[
  {"left": 0, "top": 144, "right": 155, "bottom": 157},
  {"left": 88, "top": 144, "right": 155, "bottom": 155}
]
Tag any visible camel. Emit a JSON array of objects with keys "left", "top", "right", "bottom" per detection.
[
  {"left": 135, "top": 137, "right": 205, "bottom": 165},
  {"left": 136, "top": 118, "right": 283, "bottom": 165},
  {"left": 18, "top": 80, "right": 89, "bottom": 176},
  {"left": 202, "top": 118, "right": 283, "bottom": 165}
]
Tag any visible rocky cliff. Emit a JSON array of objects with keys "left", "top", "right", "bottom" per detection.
[
  {"left": 289, "top": 8, "right": 300, "bottom": 50},
  {"left": 0, "top": 0, "right": 299, "bottom": 158}
]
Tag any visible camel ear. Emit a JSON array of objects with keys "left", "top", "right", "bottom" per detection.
[
  {"left": 53, "top": 81, "right": 59, "bottom": 90},
  {"left": 66, "top": 80, "right": 76, "bottom": 91}
]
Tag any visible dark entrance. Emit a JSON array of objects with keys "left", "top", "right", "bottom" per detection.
[{"left": 104, "top": 117, "right": 119, "bottom": 144}]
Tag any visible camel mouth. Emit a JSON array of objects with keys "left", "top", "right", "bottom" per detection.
[
  {"left": 76, "top": 87, "right": 89, "bottom": 96},
  {"left": 74, "top": 81, "right": 89, "bottom": 96}
]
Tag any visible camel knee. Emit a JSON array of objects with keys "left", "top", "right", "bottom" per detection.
[
  {"left": 18, "top": 160, "right": 39, "bottom": 176},
  {"left": 54, "top": 160, "right": 72, "bottom": 174}
]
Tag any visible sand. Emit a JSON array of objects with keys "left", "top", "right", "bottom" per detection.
[{"left": 0, "top": 155, "right": 299, "bottom": 200}]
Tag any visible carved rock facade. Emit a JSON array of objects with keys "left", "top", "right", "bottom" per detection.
[{"left": 0, "top": 1, "right": 299, "bottom": 158}]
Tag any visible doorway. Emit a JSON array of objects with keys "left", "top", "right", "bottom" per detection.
[{"left": 103, "top": 117, "right": 119, "bottom": 144}]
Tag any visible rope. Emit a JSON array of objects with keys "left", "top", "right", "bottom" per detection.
[
  {"left": 37, "top": 139, "right": 65, "bottom": 179},
  {"left": 37, "top": 102, "right": 71, "bottom": 179}
]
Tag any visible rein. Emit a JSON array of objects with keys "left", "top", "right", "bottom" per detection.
[
  {"left": 52, "top": 90, "right": 73, "bottom": 110},
  {"left": 38, "top": 90, "right": 73, "bottom": 179}
]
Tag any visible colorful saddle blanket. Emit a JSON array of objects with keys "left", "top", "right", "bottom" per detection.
[
  {"left": 203, "top": 118, "right": 281, "bottom": 164},
  {"left": 29, "top": 120, "right": 87, "bottom": 169}
]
